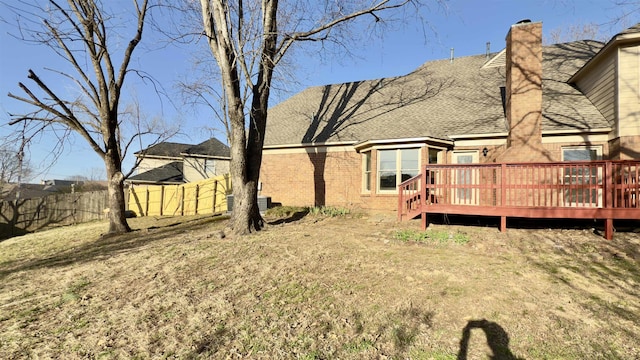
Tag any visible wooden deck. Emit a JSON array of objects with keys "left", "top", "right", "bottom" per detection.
[{"left": 398, "top": 160, "right": 640, "bottom": 240}]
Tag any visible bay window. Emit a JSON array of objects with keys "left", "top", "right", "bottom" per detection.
[
  {"left": 363, "top": 151, "right": 372, "bottom": 192},
  {"left": 378, "top": 148, "right": 420, "bottom": 192}
]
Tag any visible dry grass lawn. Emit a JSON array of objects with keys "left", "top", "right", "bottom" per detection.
[{"left": 1, "top": 210, "right": 639, "bottom": 359}]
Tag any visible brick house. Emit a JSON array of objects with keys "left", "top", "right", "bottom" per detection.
[
  {"left": 260, "top": 21, "right": 640, "bottom": 212},
  {"left": 128, "top": 138, "right": 230, "bottom": 185}
]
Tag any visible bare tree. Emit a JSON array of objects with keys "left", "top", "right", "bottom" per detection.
[
  {"left": 195, "top": 0, "right": 424, "bottom": 235},
  {"left": 545, "top": 22, "right": 609, "bottom": 44},
  {"left": 611, "top": 1, "right": 640, "bottom": 27},
  {"left": 6, "top": 0, "right": 152, "bottom": 235},
  {"left": 0, "top": 145, "right": 31, "bottom": 185}
]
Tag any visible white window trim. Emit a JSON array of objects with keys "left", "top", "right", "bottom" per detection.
[
  {"left": 372, "top": 144, "right": 426, "bottom": 150},
  {"left": 377, "top": 148, "right": 421, "bottom": 194},
  {"left": 362, "top": 151, "right": 372, "bottom": 194}
]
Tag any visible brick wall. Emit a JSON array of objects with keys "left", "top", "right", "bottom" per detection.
[
  {"left": 260, "top": 148, "right": 361, "bottom": 208},
  {"left": 499, "top": 21, "right": 553, "bottom": 163},
  {"left": 261, "top": 147, "right": 420, "bottom": 213},
  {"left": 610, "top": 135, "right": 640, "bottom": 160},
  {"left": 505, "top": 21, "right": 543, "bottom": 150}
]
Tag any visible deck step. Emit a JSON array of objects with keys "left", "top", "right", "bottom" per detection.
[{"left": 403, "top": 209, "right": 422, "bottom": 221}]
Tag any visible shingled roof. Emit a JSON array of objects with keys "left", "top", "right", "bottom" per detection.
[
  {"left": 264, "top": 40, "right": 608, "bottom": 147},
  {"left": 181, "top": 138, "right": 230, "bottom": 158},
  {"left": 134, "top": 142, "right": 192, "bottom": 158},
  {"left": 127, "top": 162, "right": 184, "bottom": 184}
]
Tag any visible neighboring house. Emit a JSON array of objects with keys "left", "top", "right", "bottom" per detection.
[
  {"left": 128, "top": 138, "right": 231, "bottom": 185},
  {"left": 180, "top": 138, "right": 232, "bottom": 183},
  {"left": 0, "top": 179, "right": 107, "bottom": 201},
  {"left": 1, "top": 182, "right": 74, "bottom": 201},
  {"left": 260, "top": 20, "right": 640, "bottom": 211}
]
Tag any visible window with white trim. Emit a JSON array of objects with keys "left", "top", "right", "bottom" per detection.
[{"left": 378, "top": 148, "right": 420, "bottom": 192}]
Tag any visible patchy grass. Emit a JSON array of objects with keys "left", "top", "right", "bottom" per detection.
[
  {"left": 266, "top": 205, "right": 351, "bottom": 218},
  {"left": 308, "top": 206, "right": 351, "bottom": 217},
  {"left": 0, "top": 213, "right": 639, "bottom": 359},
  {"left": 394, "top": 228, "right": 469, "bottom": 245}
]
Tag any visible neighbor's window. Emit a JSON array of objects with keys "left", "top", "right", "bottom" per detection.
[
  {"left": 363, "top": 151, "right": 372, "bottom": 192},
  {"left": 204, "top": 158, "right": 215, "bottom": 176},
  {"left": 378, "top": 148, "right": 420, "bottom": 192}
]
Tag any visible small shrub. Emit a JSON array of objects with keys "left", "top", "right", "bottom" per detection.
[
  {"left": 395, "top": 229, "right": 429, "bottom": 242},
  {"left": 308, "top": 206, "right": 350, "bottom": 217}
]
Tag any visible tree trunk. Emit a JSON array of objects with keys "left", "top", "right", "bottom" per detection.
[
  {"left": 228, "top": 111, "right": 264, "bottom": 235},
  {"left": 229, "top": 170, "right": 263, "bottom": 234},
  {"left": 105, "top": 152, "right": 131, "bottom": 234}
]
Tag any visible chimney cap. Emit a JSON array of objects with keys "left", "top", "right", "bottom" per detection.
[{"left": 516, "top": 19, "right": 531, "bottom": 24}]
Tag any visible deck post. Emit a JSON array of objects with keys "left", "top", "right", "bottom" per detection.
[
  {"left": 604, "top": 218, "right": 614, "bottom": 240},
  {"left": 397, "top": 183, "right": 403, "bottom": 222},
  {"left": 500, "top": 163, "right": 507, "bottom": 233},
  {"left": 500, "top": 164, "right": 506, "bottom": 206},
  {"left": 421, "top": 166, "right": 428, "bottom": 229},
  {"left": 604, "top": 161, "right": 613, "bottom": 240}
]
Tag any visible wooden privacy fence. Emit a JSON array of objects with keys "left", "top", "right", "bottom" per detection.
[
  {"left": 399, "top": 160, "right": 640, "bottom": 240},
  {"left": 128, "top": 175, "right": 231, "bottom": 217},
  {"left": 0, "top": 190, "right": 108, "bottom": 237}
]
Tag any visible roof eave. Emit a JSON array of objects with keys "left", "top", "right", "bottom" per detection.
[
  {"left": 134, "top": 154, "right": 183, "bottom": 160},
  {"left": 179, "top": 153, "right": 231, "bottom": 160},
  {"left": 448, "top": 128, "right": 611, "bottom": 141},
  {"left": 541, "top": 127, "right": 611, "bottom": 135},
  {"left": 448, "top": 132, "right": 508, "bottom": 140},
  {"left": 263, "top": 140, "right": 358, "bottom": 150},
  {"left": 354, "top": 137, "right": 454, "bottom": 151}
]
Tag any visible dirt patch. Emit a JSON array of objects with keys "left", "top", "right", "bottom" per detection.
[{"left": 0, "top": 213, "right": 638, "bottom": 359}]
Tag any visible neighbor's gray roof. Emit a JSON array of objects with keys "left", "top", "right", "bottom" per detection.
[
  {"left": 182, "top": 138, "right": 230, "bottom": 158},
  {"left": 127, "top": 162, "right": 184, "bottom": 184},
  {"left": 135, "top": 142, "right": 192, "bottom": 158},
  {"left": 1, "top": 183, "right": 67, "bottom": 201},
  {"left": 264, "top": 40, "right": 607, "bottom": 147}
]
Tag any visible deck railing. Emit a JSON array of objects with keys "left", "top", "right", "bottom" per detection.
[{"left": 398, "top": 160, "right": 640, "bottom": 239}]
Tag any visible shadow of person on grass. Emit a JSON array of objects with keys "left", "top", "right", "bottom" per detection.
[{"left": 457, "top": 319, "right": 523, "bottom": 360}]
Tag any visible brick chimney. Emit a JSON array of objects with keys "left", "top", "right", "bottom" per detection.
[{"left": 497, "top": 20, "right": 551, "bottom": 162}]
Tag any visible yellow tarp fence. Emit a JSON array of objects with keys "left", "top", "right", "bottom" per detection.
[{"left": 128, "top": 174, "right": 231, "bottom": 217}]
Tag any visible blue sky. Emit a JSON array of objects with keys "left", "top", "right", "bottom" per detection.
[{"left": 0, "top": 0, "right": 638, "bottom": 181}]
